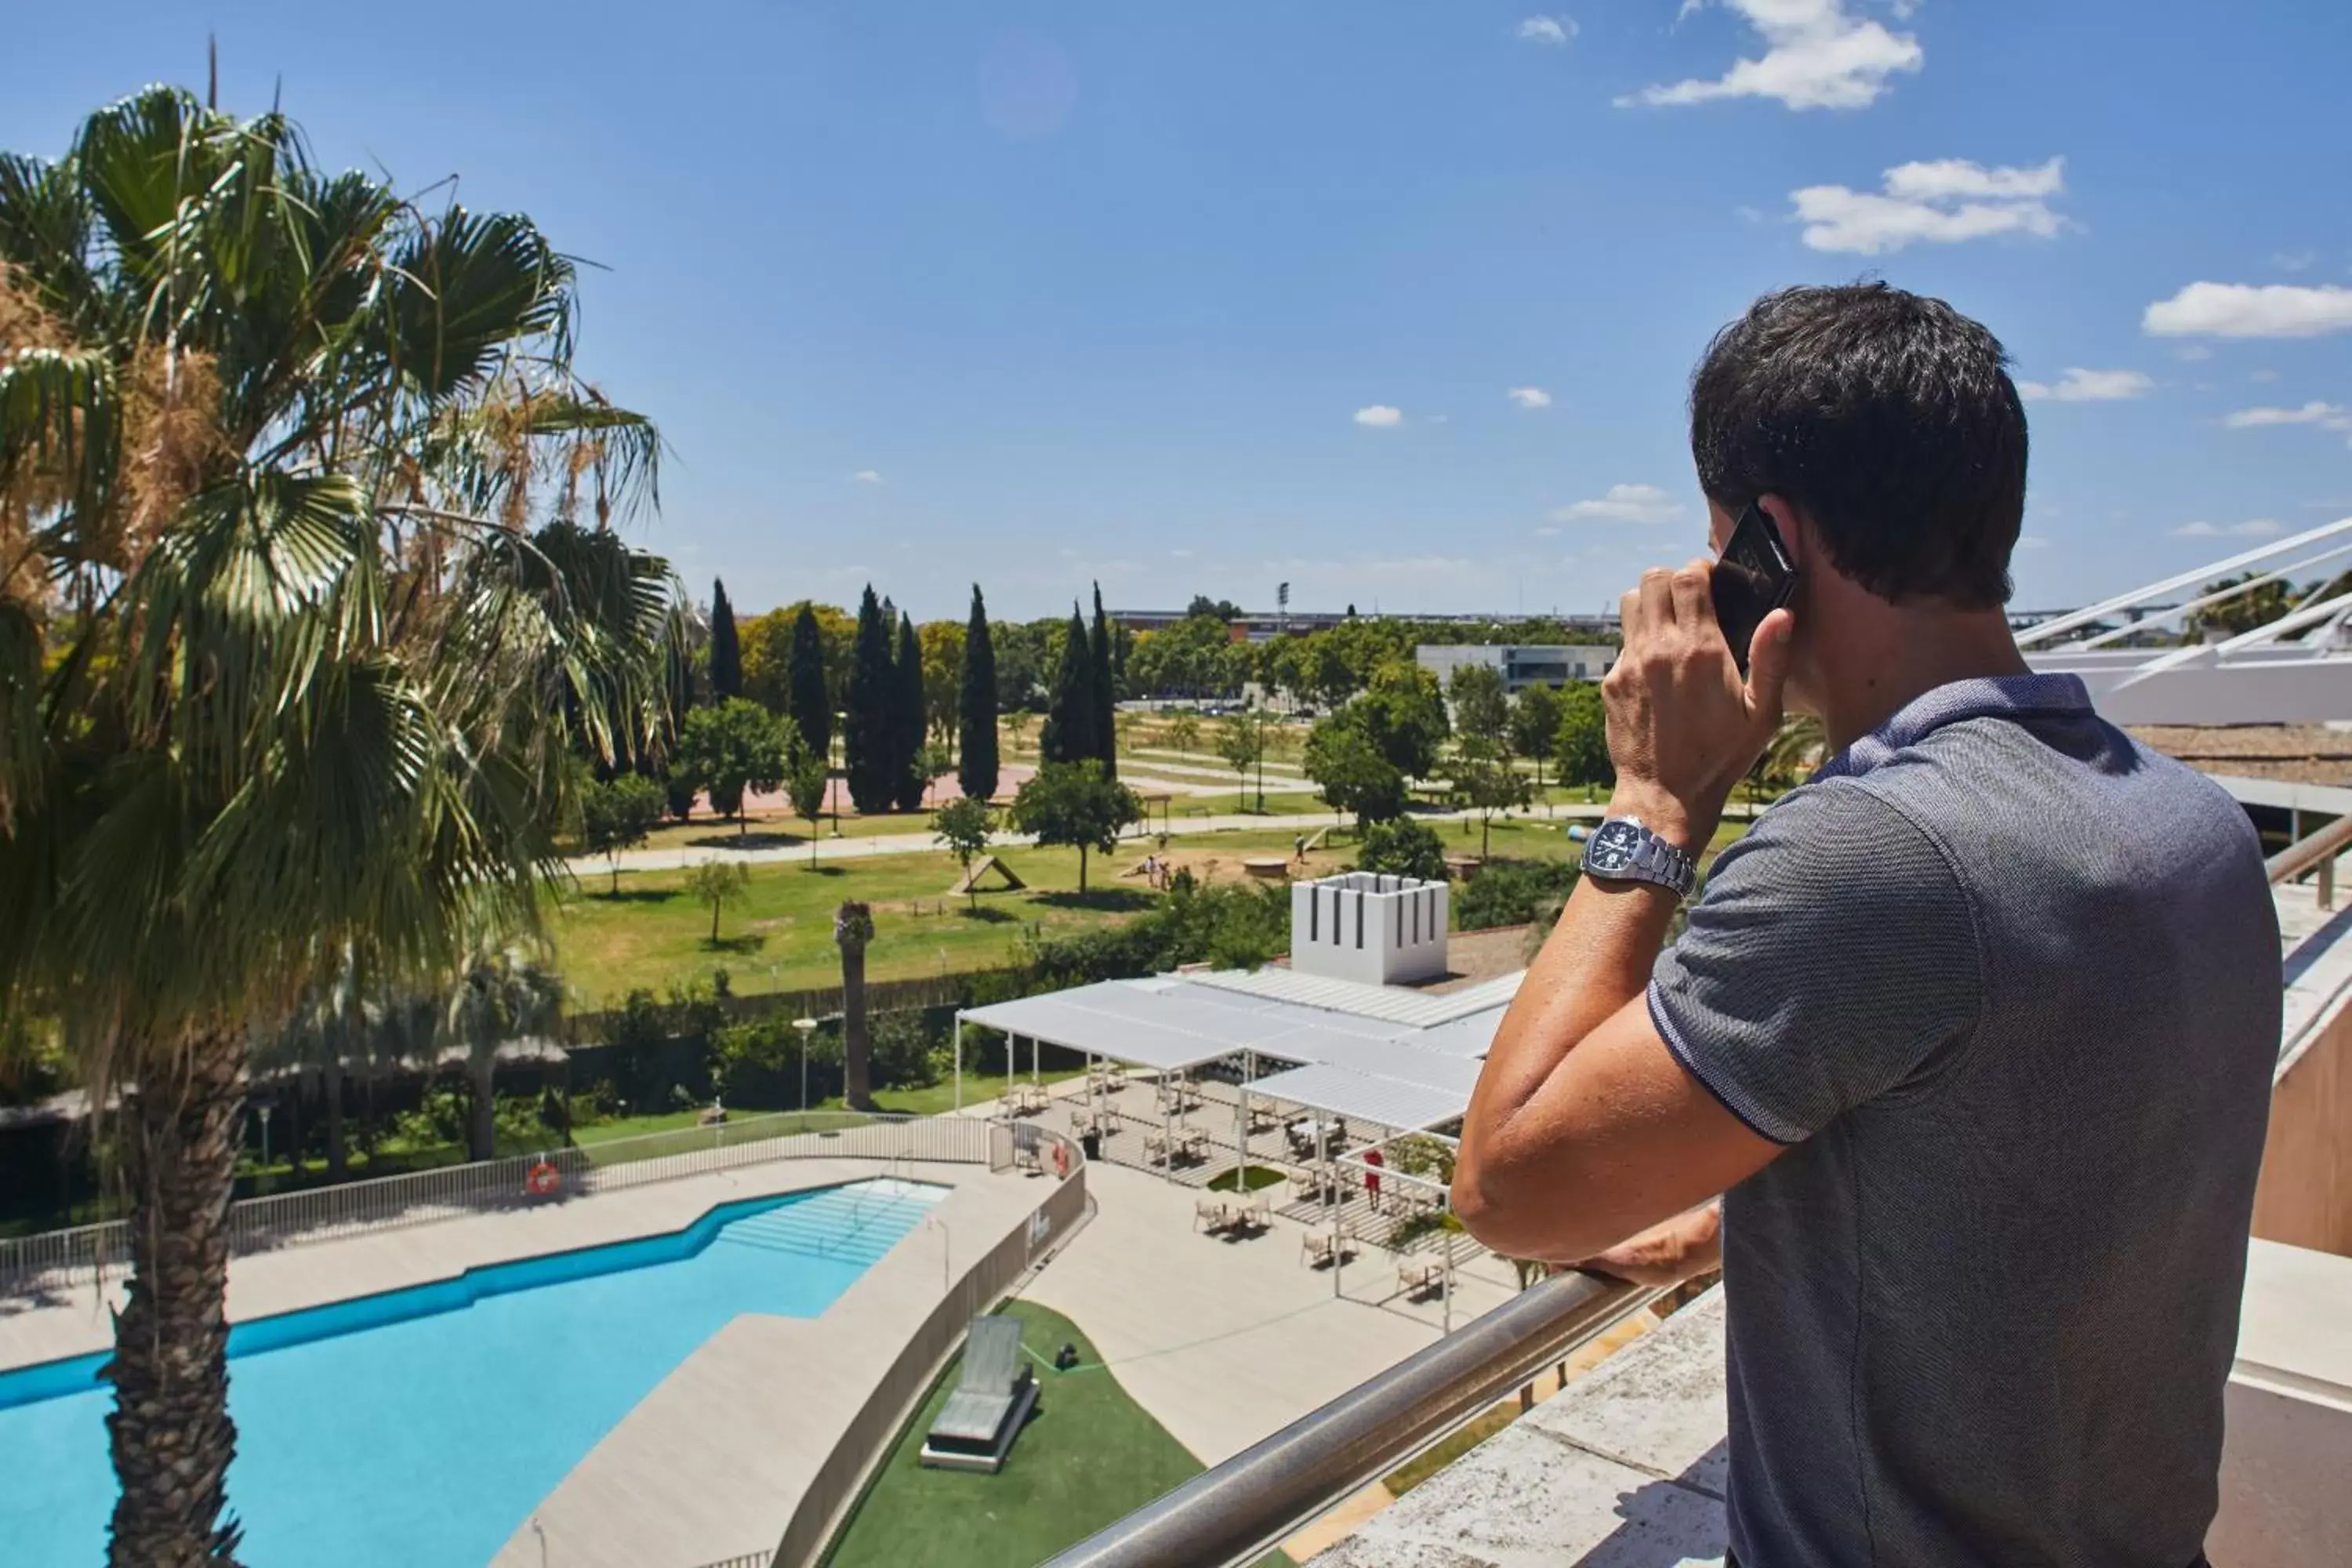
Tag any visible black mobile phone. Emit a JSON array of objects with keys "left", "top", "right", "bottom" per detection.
[{"left": 1711, "top": 503, "right": 1798, "bottom": 676}]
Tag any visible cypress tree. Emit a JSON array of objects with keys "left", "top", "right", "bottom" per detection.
[
  {"left": 844, "top": 585, "right": 894, "bottom": 812},
  {"left": 959, "top": 586, "right": 1000, "bottom": 803},
  {"left": 787, "top": 603, "right": 831, "bottom": 770},
  {"left": 1090, "top": 582, "right": 1117, "bottom": 778},
  {"left": 893, "top": 612, "right": 928, "bottom": 811},
  {"left": 1040, "top": 604, "right": 1095, "bottom": 764},
  {"left": 707, "top": 578, "right": 742, "bottom": 702}
]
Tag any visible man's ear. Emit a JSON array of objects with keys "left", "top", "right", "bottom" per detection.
[{"left": 1758, "top": 493, "right": 1807, "bottom": 572}]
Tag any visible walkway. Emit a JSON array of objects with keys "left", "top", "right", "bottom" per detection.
[{"left": 1019, "top": 1161, "right": 1517, "bottom": 1468}]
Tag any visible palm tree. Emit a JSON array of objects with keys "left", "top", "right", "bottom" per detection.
[
  {"left": 443, "top": 942, "right": 564, "bottom": 1162},
  {"left": 836, "top": 902, "right": 877, "bottom": 1110},
  {"left": 0, "top": 88, "right": 669, "bottom": 1566}
]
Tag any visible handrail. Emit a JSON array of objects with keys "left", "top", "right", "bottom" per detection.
[
  {"left": 1040, "top": 1270, "right": 1659, "bottom": 1568},
  {"left": 2267, "top": 812, "right": 2352, "bottom": 887}
]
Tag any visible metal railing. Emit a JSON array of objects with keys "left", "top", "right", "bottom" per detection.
[
  {"left": 1, "top": 1110, "right": 1002, "bottom": 1294},
  {"left": 2268, "top": 811, "right": 2352, "bottom": 906},
  {"left": 1040, "top": 1269, "right": 1659, "bottom": 1568}
]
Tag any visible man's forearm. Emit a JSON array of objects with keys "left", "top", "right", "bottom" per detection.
[{"left": 1467, "top": 789, "right": 1712, "bottom": 1136}]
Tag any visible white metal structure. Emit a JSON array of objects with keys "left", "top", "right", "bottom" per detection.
[
  {"left": 2022, "top": 516, "right": 2352, "bottom": 725},
  {"left": 1290, "top": 872, "right": 1450, "bottom": 985}
]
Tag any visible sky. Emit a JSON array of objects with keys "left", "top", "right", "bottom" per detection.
[{"left": 11, "top": 1, "right": 2352, "bottom": 621}]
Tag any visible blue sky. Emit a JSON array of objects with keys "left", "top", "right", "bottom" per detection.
[{"left": 12, "top": 1, "right": 2352, "bottom": 620}]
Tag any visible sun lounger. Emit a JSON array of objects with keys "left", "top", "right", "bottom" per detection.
[{"left": 920, "top": 1315, "right": 1040, "bottom": 1473}]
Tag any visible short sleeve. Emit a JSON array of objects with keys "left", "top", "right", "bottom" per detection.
[{"left": 1649, "top": 782, "right": 1983, "bottom": 1145}]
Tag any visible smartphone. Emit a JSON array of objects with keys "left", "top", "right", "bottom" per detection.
[{"left": 1711, "top": 503, "right": 1798, "bottom": 675}]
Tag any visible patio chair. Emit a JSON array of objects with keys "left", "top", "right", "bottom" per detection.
[
  {"left": 920, "top": 1316, "right": 1040, "bottom": 1473},
  {"left": 1194, "top": 1196, "right": 1237, "bottom": 1233},
  {"left": 1300, "top": 1221, "right": 1355, "bottom": 1269},
  {"left": 1399, "top": 1256, "right": 1450, "bottom": 1299}
]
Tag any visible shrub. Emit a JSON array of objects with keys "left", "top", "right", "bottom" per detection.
[
  {"left": 1355, "top": 818, "right": 1446, "bottom": 881},
  {"left": 1454, "top": 858, "right": 1581, "bottom": 931}
]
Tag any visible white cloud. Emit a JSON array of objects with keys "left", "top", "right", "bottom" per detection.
[
  {"left": 2174, "top": 345, "right": 2213, "bottom": 362},
  {"left": 1507, "top": 387, "right": 1553, "bottom": 409},
  {"left": 2016, "top": 367, "right": 2153, "bottom": 403},
  {"left": 2144, "top": 282, "right": 2352, "bottom": 339},
  {"left": 2252, "top": 368, "right": 2281, "bottom": 383},
  {"left": 1533, "top": 524, "right": 1563, "bottom": 538},
  {"left": 1553, "top": 483, "right": 1689, "bottom": 526},
  {"left": 1792, "top": 157, "right": 2066, "bottom": 256},
  {"left": 1353, "top": 405, "right": 1404, "bottom": 428},
  {"left": 851, "top": 469, "right": 884, "bottom": 484},
  {"left": 1168, "top": 548, "right": 1194, "bottom": 559},
  {"left": 1517, "top": 15, "right": 1577, "bottom": 45},
  {"left": 2275, "top": 250, "right": 2319, "bottom": 273},
  {"left": 1624, "top": 0, "right": 1923, "bottom": 112},
  {"left": 2223, "top": 401, "right": 2352, "bottom": 445},
  {"left": 2016, "top": 535, "right": 2052, "bottom": 551},
  {"left": 2171, "top": 519, "right": 2285, "bottom": 539}
]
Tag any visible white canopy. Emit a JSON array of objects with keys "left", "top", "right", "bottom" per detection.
[{"left": 1246, "top": 1062, "right": 1471, "bottom": 1134}]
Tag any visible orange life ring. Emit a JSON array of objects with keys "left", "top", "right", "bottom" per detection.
[
  {"left": 1050, "top": 1142, "right": 1073, "bottom": 1179},
  {"left": 526, "top": 1161, "right": 561, "bottom": 1196}
]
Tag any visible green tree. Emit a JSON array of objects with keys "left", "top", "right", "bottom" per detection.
[
  {"left": 784, "top": 724, "right": 830, "bottom": 866},
  {"left": 0, "top": 85, "right": 669, "bottom": 1564},
  {"left": 1040, "top": 604, "right": 1098, "bottom": 764},
  {"left": 1555, "top": 681, "right": 1616, "bottom": 798},
  {"left": 1167, "top": 711, "right": 1202, "bottom": 754},
  {"left": 960, "top": 586, "right": 1000, "bottom": 802},
  {"left": 1305, "top": 714, "right": 1408, "bottom": 825},
  {"left": 1510, "top": 684, "right": 1562, "bottom": 797},
  {"left": 787, "top": 602, "right": 833, "bottom": 770},
  {"left": 1356, "top": 661, "right": 1450, "bottom": 780},
  {"left": 581, "top": 774, "right": 667, "bottom": 893},
  {"left": 707, "top": 577, "right": 742, "bottom": 701},
  {"left": 1448, "top": 735, "right": 1533, "bottom": 858},
  {"left": 920, "top": 618, "right": 965, "bottom": 742},
  {"left": 2187, "top": 573, "right": 2296, "bottom": 640},
  {"left": 837, "top": 902, "right": 877, "bottom": 1109},
  {"left": 1447, "top": 663, "right": 1510, "bottom": 747},
  {"left": 1091, "top": 583, "right": 1119, "bottom": 776},
  {"left": 845, "top": 585, "right": 895, "bottom": 812},
  {"left": 933, "top": 796, "right": 996, "bottom": 911},
  {"left": 444, "top": 943, "right": 563, "bottom": 1161},
  {"left": 1356, "top": 818, "right": 1447, "bottom": 881},
  {"left": 678, "top": 698, "right": 789, "bottom": 832},
  {"left": 1008, "top": 760, "right": 1142, "bottom": 893},
  {"left": 991, "top": 617, "right": 1047, "bottom": 713},
  {"left": 686, "top": 859, "right": 752, "bottom": 946},
  {"left": 1218, "top": 712, "right": 1267, "bottom": 811},
  {"left": 894, "top": 612, "right": 929, "bottom": 811},
  {"left": 1004, "top": 709, "right": 1034, "bottom": 753}
]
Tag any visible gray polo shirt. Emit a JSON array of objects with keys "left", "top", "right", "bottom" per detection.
[{"left": 1650, "top": 674, "right": 2278, "bottom": 1568}]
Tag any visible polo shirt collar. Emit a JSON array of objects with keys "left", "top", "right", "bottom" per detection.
[{"left": 1815, "top": 673, "right": 2093, "bottom": 781}]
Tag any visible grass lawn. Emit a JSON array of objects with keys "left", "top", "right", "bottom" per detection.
[
  {"left": 549, "top": 845, "right": 1163, "bottom": 1008},
  {"left": 824, "top": 1299, "right": 1292, "bottom": 1568}
]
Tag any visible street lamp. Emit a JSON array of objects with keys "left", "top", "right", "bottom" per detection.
[{"left": 793, "top": 1016, "right": 819, "bottom": 1122}]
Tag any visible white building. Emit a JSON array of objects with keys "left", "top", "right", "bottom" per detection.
[
  {"left": 1290, "top": 872, "right": 1449, "bottom": 986},
  {"left": 1416, "top": 644, "right": 1616, "bottom": 694}
]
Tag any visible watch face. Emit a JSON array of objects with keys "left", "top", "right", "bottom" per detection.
[{"left": 1586, "top": 819, "right": 1644, "bottom": 874}]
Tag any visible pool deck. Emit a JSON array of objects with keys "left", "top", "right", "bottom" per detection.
[
  {"left": 1019, "top": 1160, "right": 1519, "bottom": 1467},
  {"left": 0, "top": 1156, "right": 1053, "bottom": 1568}
]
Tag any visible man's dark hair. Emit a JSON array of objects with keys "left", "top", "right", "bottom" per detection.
[{"left": 1690, "top": 282, "right": 2027, "bottom": 608}]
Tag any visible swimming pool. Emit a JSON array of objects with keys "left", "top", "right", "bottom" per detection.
[{"left": 0, "top": 1176, "right": 946, "bottom": 1566}]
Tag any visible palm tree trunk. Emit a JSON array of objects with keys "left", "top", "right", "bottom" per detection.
[
  {"left": 106, "top": 1030, "right": 247, "bottom": 1568},
  {"left": 322, "top": 1054, "right": 346, "bottom": 1180},
  {"left": 470, "top": 1056, "right": 497, "bottom": 1163},
  {"left": 842, "top": 941, "right": 873, "bottom": 1111}
]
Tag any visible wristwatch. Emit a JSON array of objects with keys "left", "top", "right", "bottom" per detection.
[{"left": 1580, "top": 816, "right": 1698, "bottom": 900}]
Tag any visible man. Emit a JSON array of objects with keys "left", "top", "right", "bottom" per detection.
[{"left": 1454, "top": 283, "right": 2279, "bottom": 1568}]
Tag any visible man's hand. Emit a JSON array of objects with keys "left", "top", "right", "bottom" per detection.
[
  {"left": 1574, "top": 1204, "right": 1722, "bottom": 1289},
  {"left": 1603, "top": 559, "right": 1793, "bottom": 848}
]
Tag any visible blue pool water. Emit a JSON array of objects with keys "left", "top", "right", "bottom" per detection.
[{"left": 0, "top": 1178, "right": 945, "bottom": 1566}]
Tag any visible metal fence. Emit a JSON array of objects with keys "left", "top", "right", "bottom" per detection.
[
  {"left": 1040, "top": 1269, "right": 1660, "bottom": 1568},
  {"left": 0, "top": 1110, "right": 1003, "bottom": 1295}
]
